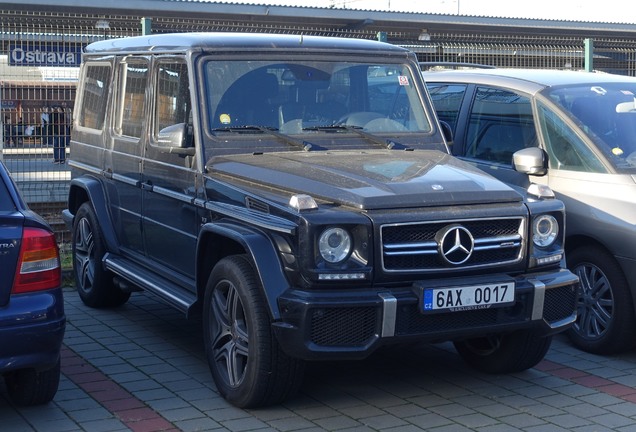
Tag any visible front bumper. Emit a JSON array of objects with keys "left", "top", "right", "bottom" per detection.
[{"left": 273, "top": 269, "right": 578, "bottom": 361}]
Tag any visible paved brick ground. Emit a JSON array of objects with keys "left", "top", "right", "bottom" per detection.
[{"left": 3, "top": 287, "right": 636, "bottom": 431}]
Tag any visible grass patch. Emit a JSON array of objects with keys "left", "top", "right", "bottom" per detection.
[
  {"left": 59, "top": 242, "right": 72, "bottom": 270},
  {"left": 58, "top": 242, "right": 75, "bottom": 287}
]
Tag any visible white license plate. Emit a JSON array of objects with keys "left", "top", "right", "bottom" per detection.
[{"left": 422, "top": 282, "right": 515, "bottom": 312}]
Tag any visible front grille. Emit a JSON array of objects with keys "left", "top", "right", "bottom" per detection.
[
  {"left": 310, "top": 307, "right": 377, "bottom": 347},
  {"left": 381, "top": 217, "right": 524, "bottom": 272},
  {"left": 544, "top": 284, "right": 577, "bottom": 323}
]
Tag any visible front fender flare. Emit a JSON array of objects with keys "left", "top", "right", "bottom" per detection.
[
  {"left": 66, "top": 176, "right": 119, "bottom": 254},
  {"left": 198, "top": 222, "right": 291, "bottom": 320}
]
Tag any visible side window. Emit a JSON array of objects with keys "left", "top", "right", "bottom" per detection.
[
  {"left": 78, "top": 64, "right": 111, "bottom": 130},
  {"left": 537, "top": 102, "right": 607, "bottom": 173},
  {"left": 116, "top": 58, "right": 149, "bottom": 138},
  {"left": 427, "top": 83, "right": 467, "bottom": 132},
  {"left": 155, "top": 60, "right": 190, "bottom": 136},
  {"left": 465, "top": 87, "right": 536, "bottom": 165}
]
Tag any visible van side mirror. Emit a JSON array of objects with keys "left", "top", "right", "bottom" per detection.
[
  {"left": 512, "top": 147, "right": 548, "bottom": 176},
  {"left": 157, "top": 123, "right": 195, "bottom": 156}
]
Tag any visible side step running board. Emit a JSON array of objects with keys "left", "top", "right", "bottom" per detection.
[{"left": 103, "top": 253, "right": 197, "bottom": 315}]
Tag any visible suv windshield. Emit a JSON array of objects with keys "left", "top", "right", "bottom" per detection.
[
  {"left": 203, "top": 59, "right": 433, "bottom": 155},
  {"left": 545, "top": 83, "right": 636, "bottom": 173}
]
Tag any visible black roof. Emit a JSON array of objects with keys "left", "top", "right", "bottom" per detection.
[{"left": 85, "top": 32, "right": 413, "bottom": 56}]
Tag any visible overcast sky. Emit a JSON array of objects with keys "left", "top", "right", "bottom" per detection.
[{"left": 228, "top": 0, "right": 634, "bottom": 23}]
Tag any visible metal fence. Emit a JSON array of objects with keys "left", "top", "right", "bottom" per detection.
[
  {"left": 2, "top": 10, "right": 636, "bottom": 226},
  {"left": 412, "top": 33, "right": 636, "bottom": 76},
  {"left": 0, "top": 11, "right": 139, "bottom": 241}
]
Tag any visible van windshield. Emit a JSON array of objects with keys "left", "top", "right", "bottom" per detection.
[
  {"left": 202, "top": 59, "right": 435, "bottom": 154},
  {"left": 546, "top": 83, "right": 636, "bottom": 173}
]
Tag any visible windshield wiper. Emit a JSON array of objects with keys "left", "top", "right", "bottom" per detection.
[
  {"left": 303, "top": 125, "right": 410, "bottom": 150},
  {"left": 211, "top": 125, "right": 315, "bottom": 152}
]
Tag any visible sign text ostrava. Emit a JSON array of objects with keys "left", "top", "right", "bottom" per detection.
[{"left": 9, "top": 44, "right": 81, "bottom": 67}]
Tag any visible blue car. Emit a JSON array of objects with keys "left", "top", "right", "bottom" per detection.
[{"left": 0, "top": 160, "right": 65, "bottom": 405}]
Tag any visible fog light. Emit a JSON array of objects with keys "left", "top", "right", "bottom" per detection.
[
  {"left": 537, "top": 254, "right": 563, "bottom": 266},
  {"left": 318, "top": 273, "right": 366, "bottom": 280}
]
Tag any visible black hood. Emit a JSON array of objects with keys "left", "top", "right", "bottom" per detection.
[{"left": 207, "top": 150, "right": 521, "bottom": 210}]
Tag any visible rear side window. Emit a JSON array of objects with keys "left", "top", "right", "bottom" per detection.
[
  {"left": 116, "top": 59, "right": 149, "bottom": 138},
  {"left": 427, "top": 83, "right": 467, "bottom": 132},
  {"left": 0, "top": 175, "right": 16, "bottom": 211},
  {"left": 465, "top": 86, "right": 536, "bottom": 165},
  {"left": 78, "top": 64, "right": 111, "bottom": 130}
]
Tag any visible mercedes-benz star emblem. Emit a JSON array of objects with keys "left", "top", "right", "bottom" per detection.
[{"left": 437, "top": 225, "right": 474, "bottom": 265}]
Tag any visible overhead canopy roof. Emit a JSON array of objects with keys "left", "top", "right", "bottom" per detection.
[{"left": 1, "top": 0, "right": 636, "bottom": 45}]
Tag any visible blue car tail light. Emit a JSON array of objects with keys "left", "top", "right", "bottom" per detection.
[{"left": 12, "top": 227, "right": 61, "bottom": 294}]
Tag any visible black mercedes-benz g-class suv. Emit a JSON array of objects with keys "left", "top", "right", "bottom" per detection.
[{"left": 64, "top": 33, "right": 578, "bottom": 408}]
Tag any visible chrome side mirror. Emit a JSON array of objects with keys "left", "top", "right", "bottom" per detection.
[{"left": 512, "top": 147, "right": 548, "bottom": 176}]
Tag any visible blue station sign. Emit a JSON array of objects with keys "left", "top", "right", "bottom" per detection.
[{"left": 8, "top": 43, "right": 82, "bottom": 67}]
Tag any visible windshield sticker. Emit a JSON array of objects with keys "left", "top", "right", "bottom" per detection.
[
  {"left": 398, "top": 75, "right": 410, "bottom": 86},
  {"left": 612, "top": 147, "right": 624, "bottom": 156},
  {"left": 219, "top": 113, "right": 231, "bottom": 124}
]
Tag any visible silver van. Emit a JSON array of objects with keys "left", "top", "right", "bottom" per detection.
[{"left": 425, "top": 69, "right": 636, "bottom": 354}]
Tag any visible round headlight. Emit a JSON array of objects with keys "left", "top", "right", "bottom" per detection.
[
  {"left": 318, "top": 227, "right": 352, "bottom": 264},
  {"left": 533, "top": 215, "right": 558, "bottom": 247}
]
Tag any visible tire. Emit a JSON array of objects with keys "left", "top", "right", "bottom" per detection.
[
  {"left": 4, "top": 359, "right": 60, "bottom": 406},
  {"left": 72, "top": 202, "right": 130, "bottom": 308},
  {"left": 566, "top": 246, "right": 636, "bottom": 354},
  {"left": 203, "top": 255, "right": 305, "bottom": 408},
  {"left": 454, "top": 330, "right": 552, "bottom": 373}
]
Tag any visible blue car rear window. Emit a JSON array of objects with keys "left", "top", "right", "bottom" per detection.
[{"left": 0, "top": 173, "right": 17, "bottom": 211}]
